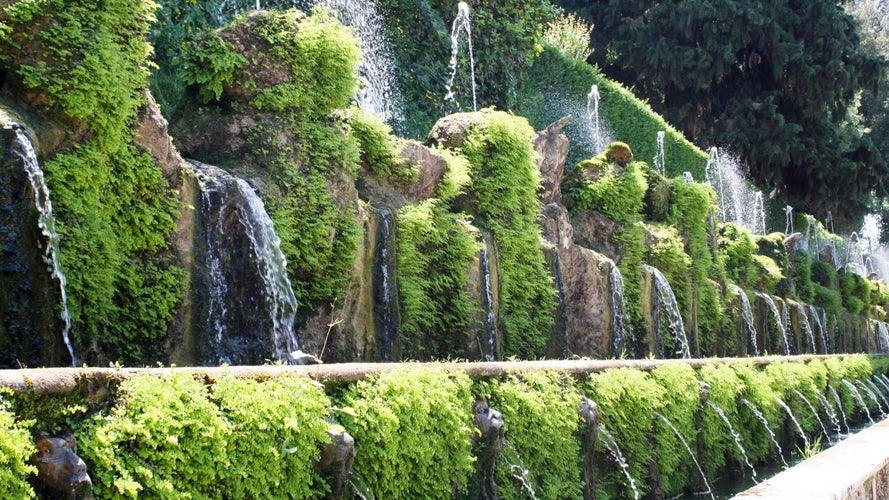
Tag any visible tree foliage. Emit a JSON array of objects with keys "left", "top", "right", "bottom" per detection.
[{"left": 558, "top": 0, "right": 889, "bottom": 229}]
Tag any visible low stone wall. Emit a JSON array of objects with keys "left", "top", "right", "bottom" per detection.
[
  {"left": 0, "top": 354, "right": 841, "bottom": 393},
  {"left": 734, "top": 418, "right": 889, "bottom": 499}
]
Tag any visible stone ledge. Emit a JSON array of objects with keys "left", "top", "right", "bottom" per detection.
[{"left": 733, "top": 418, "right": 889, "bottom": 499}]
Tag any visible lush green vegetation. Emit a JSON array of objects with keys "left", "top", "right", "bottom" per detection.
[
  {"left": 459, "top": 110, "right": 557, "bottom": 358},
  {"left": 0, "top": 391, "right": 35, "bottom": 498},
  {"left": 1, "top": 357, "right": 886, "bottom": 497},
  {"left": 0, "top": 0, "right": 184, "bottom": 364},
  {"left": 559, "top": 0, "right": 889, "bottom": 229}
]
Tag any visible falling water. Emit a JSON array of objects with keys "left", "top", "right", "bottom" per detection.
[
  {"left": 703, "top": 147, "right": 766, "bottom": 234},
  {"left": 655, "top": 413, "right": 713, "bottom": 499},
  {"left": 792, "top": 389, "right": 832, "bottom": 445},
  {"left": 598, "top": 427, "right": 640, "bottom": 500},
  {"left": 754, "top": 292, "right": 790, "bottom": 356},
  {"left": 347, "top": 469, "right": 376, "bottom": 500},
  {"left": 374, "top": 207, "right": 398, "bottom": 361},
  {"left": 653, "top": 130, "right": 666, "bottom": 175},
  {"left": 731, "top": 285, "right": 758, "bottom": 356},
  {"left": 775, "top": 396, "right": 809, "bottom": 451},
  {"left": 479, "top": 237, "right": 497, "bottom": 361},
  {"left": 785, "top": 205, "right": 794, "bottom": 234},
  {"left": 193, "top": 161, "right": 300, "bottom": 363},
  {"left": 705, "top": 148, "right": 727, "bottom": 223},
  {"left": 876, "top": 374, "right": 889, "bottom": 400},
  {"left": 740, "top": 398, "right": 787, "bottom": 467},
  {"left": 643, "top": 265, "right": 691, "bottom": 358},
  {"left": 796, "top": 303, "right": 816, "bottom": 354},
  {"left": 840, "top": 379, "right": 874, "bottom": 424},
  {"left": 781, "top": 304, "right": 792, "bottom": 354},
  {"left": 829, "top": 384, "right": 851, "bottom": 433},
  {"left": 501, "top": 440, "right": 538, "bottom": 499},
  {"left": 587, "top": 84, "right": 603, "bottom": 154},
  {"left": 817, "top": 393, "right": 842, "bottom": 438},
  {"left": 13, "top": 128, "right": 78, "bottom": 367},
  {"left": 706, "top": 401, "right": 757, "bottom": 481},
  {"left": 753, "top": 191, "right": 766, "bottom": 236},
  {"left": 321, "top": 0, "right": 404, "bottom": 125},
  {"left": 443, "top": 2, "right": 477, "bottom": 112},
  {"left": 683, "top": 171, "right": 694, "bottom": 182},
  {"left": 606, "top": 259, "right": 628, "bottom": 358},
  {"left": 875, "top": 322, "right": 889, "bottom": 354},
  {"left": 865, "top": 379, "right": 889, "bottom": 412},
  {"left": 855, "top": 380, "right": 886, "bottom": 417},
  {"left": 809, "top": 305, "right": 828, "bottom": 354}
]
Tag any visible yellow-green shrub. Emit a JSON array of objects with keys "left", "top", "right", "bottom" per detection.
[{"left": 0, "top": 391, "right": 35, "bottom": 499}]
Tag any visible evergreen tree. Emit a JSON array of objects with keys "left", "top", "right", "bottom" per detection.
[{"left": 558, "top": 0, "right": 888, "bottom": 229}]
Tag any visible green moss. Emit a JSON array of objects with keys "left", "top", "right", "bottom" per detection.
[
  {"left": 396, "top": 201, "right": 480, "bottom": 360},
  {"left": 460, "top": 110, "right": 556, "bottom": 358},
  {"left": 476, "top": 372, "right": 582, "bottom": 500},
  {"left": 181, "top": 31, "right": 247, "bottom": 104},
  {"left": 337, "top": 368, "right": 474, "bottom": 498},
  {"left": 437, "top": 148, "right": 472, "bottom": 202},
  {"left": 730, "top": 363, "right": 781, "bottom": 463},
  {"left": 0, "top": 390, "right": 35, "bottom": 499},
  {"left": 210, "top": 375, "right": 332, "bottom": 499},
  {"left": 718, "top": 223, "right": 759, "bottom": 290},
  {"left": 698, "top": 364, "right": 747, "bottom": 476},
  {"left": 839, "top": 272, "right": 871, "bottom": 315},
  {"left": 80, "top": 374, "right": 230, "bottom": 498},
  {"left": 564, "top": 156, "right": 649, "bottom": 223},
  {"left": 346, "top": 108, "right": 414, "bottom": 181}
]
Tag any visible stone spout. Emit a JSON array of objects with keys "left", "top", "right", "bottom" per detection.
[
  {"left": 473, "top": 400, "right": 504, "bottom": 500},
  {"left": 315, "top": 426, "right": 356, "bottom": 499},
  {"left": 32, "top": 436, "right": 93, "bottom": 499},
  {"left": 579, "top": 399, "right": 600, "bottom": 500}
]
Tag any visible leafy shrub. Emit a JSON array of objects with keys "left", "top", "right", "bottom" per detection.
[
  {"left": 181, "top": 31, "right": 247, "bottom": 103},
  {"left": 697, "top": 364, "right": 747, "bottom": 476},
  {"left": 564, "top": 156, "right": 648, "bottom": 223},
  {"left": 476, "top": 372, "right": 582, "bottom": 500},
  {"left": 346, "top": 108, "right": 411, "bottom": 180},
  {"left": 396, "top": 201, "right": 480, "bottom": 360},
  {"left": 731, "top": 363, "right": 780, "bottom": 463},
  {"left": 211, "top": 375, "right": 332, "bottom": 498},
  {"left": 542, "top": 11, "right": 594, "bottom": 61},
  {"left": 437, "top": 148, "right": 472, "bottom": 201},
  {"left": 80, "top": 374, "right": 230, "bottom": 499},
  {"left": 337, "top": 368, "right": 474, "bottom": 498},
  {"left": 0, "top": 391, "right": 35, "bottom": 499},
  {"left": 718, "top": 223, "right": 758, "bottom": 289}
]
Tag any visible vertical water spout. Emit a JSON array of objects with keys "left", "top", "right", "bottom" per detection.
[
  {"left": 586, "top": 84, "right": 602, "bottom": 154},
  {"left": 753, "top": 191, "right": 766, "bottom": 236},
  {"left": 444, "top": 2, "right": 477, "bottom": 112},
  {"left": 785, "top": 205, "right": 794, "bottom": 234},
  {"left": 643, "top": 265, "right": 691, "bottom": 358},
  {"left": 653, "top": 130, "right": 666, "bottom": 175},
  {"left": 704, "top": 147, "right": 727, "bottom": 223},
  {"left": 374, "top": 207, "right": 398, "bottom": 361},
  {"left": 731, "top": 285, "right": 758, "bottom": 356},
  {"left": 13, "top": 128, "right": 77, "bottom": 367},
  {"left": 479, "top": 236, "right": 498, "bottom": 361}
]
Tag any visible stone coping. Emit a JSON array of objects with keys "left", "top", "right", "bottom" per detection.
[
  {"left": 0, "top": 354, "right": 864, "bottom": 394},
  {"left": 733, "top": 417, "right": 889, "bottom": 499}
]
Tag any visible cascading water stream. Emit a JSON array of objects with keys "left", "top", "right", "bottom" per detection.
[
  {"left": 501, "top": 439, "right": 538, "bottom": 499},
  {"left": 731, "top": 285, "right": 758, "bottom": 356},
  {"left": 855, "top": 380, "right": 886, "bottom": 418},
  {"left": 817, "top": 393, "right": 842, "bottom": 438},
  {"left": 704, "top": 146, "right": 767, "bottom": 234},
  {"left": 705, "top": 147, "right": 728, "bottom": 223},
  {"left": 587, "top": 84, "right": 603, "bottom": 154},
  {"left": 598, "top": 427, "right": 640, "bottom": 500},
  {"left": 740, "top": 398, "right": 787, "bottom": 467},
  {"left": 875, "top": 322, "right": 889, "bottom": 354},
  {"left": 829, "top": 384, "right": 851, "bottom": 433},
  {"left": 865, "top": 379, "right": 889, "bottom": 412},
  {"left": 605, "top": 258, "right": 628, "bottom": 358},
  {"left": 443, "top": 2, "right": 477, "bottom": 112},
  {"left": 875, "top": 374, "right": 889, "bottom": 400},
  {"left": 13, "top": 128, "right": 78, "bottom": 367},
  {"left": 841, "top": 379, "right": 874, "bottom": 424},
  {"left": 347, "top": 469, "right": 375, "bottom": 500},
  {"left": 775, "top": 396, "right": 809, "bottom": 451},
  {"left": 374, "top": 207, "right": 398, "bottom": 361},
  {"left": 753, "top": 191, "right": 766, "bottom": 236},
  {"left": 754, "top": 292, "right": 790, "bottom": 356},
  {"left": 479, "top": 236, "right": 497, "bottom": 361},
  {"left": 785, "top": 205, "right": 794, "bottom": 234},
  {"left": 653, "top": 130, "right": 665, "bottom": 175},
  {"left": 192, "top": 161, "right": 300, "bottom": 363},
  {"left": 655, "top": 413, "right": 713, "bottom": 499},
  {"left": 706, "top": 401, "right": 757, "bottom": 482},
  {"left": 796, "top": 303, "right": 816, "bottom": 354},
  {"left": 792, "top": 389, "right": 832, "bottom": 445},
  {"left": 809, "top": 305, "right": 828, "bottom": 354},
  {"left": 643, "top": 265, "right": 691, "bottom": 358}
]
